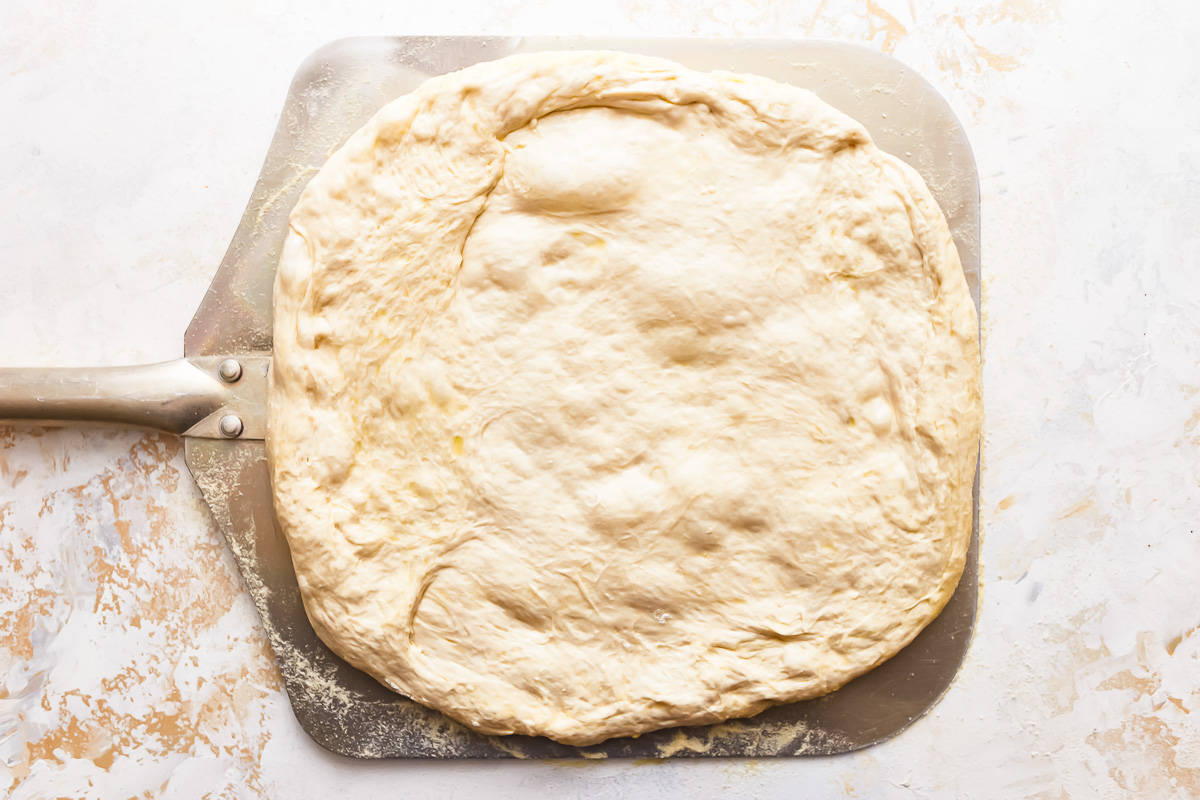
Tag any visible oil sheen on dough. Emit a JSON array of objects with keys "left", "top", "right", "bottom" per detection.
[{"left": 269, "top": 51, "right": 982, "bottom": 746}]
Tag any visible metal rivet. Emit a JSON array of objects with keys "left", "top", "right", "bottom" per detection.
[
  {"left": 218, "top": 358, "right": 242, "bottom": 383},
  {"left": 218, "top": 414, "right": 244, "bottom": 438}
]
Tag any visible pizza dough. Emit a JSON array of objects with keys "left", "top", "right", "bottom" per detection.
[{"left": 269, "top": 51, "right": 981, "bottom": 746}]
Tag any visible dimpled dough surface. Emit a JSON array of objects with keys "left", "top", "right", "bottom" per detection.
[{"left": 268, "top": 51, "right": 982, "bottom": 746}]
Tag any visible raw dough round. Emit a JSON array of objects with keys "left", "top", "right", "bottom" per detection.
[{"left": 269, "top": 51, "right": 981, "bottom": 746}]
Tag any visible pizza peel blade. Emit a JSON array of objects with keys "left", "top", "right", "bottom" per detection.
[{"left": 2, "top": 36, "right": 980, "bottom": 758}]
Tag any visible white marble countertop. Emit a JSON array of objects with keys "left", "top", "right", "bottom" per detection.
[{"left": 2, "top": 1, "right": 1198, "bottom": 797}]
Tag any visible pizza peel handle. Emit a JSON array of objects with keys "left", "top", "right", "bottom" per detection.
[{"left": 0, "top": 355, "right": 269, "bottom": 439}]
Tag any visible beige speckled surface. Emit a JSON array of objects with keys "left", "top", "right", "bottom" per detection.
[{"left": 2, "top": 1, "right": 1199, "bottom": 797}]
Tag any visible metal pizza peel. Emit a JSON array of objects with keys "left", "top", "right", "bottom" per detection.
[{"left": 0, "top": 36, "right": 980, "bottom": 758}]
